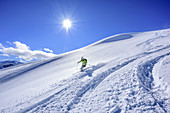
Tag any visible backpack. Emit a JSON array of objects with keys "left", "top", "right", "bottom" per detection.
[{"left": 84, "top": 58, "right": 87, "bottom": 62}]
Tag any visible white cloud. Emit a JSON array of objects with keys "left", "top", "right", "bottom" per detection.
[
  {"left": 3, "top": 54, "right": 9, "bottom": 57},
  {"left": 14, "top": 41, "right": 30, "bottom": 50},
  {"left": 44, "top": 48, "right": 53, "bottom": 53},
  {"left": 0, "top": 41, "right": 56, "bottom": 61},
  {"left": 0, "top": 54, "right": 9, "bottom": 57},
  {"left": 6, "top": 41, "right": 12, "bottom": 45},
  {"left": 0, "top": 43, "right": 4, "bottom": 48}
]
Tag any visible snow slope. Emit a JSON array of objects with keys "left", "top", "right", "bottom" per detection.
[{"left": 0, "top": 29, "right": 170, "bottom": 113}]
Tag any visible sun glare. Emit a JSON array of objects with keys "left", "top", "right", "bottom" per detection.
[{"left": 63, "top": 19, "right": 72, "bottom": 31}]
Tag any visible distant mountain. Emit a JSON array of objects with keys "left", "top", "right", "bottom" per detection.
[{"left": 0, "top": 60, "right": 23, "bottom": 69}]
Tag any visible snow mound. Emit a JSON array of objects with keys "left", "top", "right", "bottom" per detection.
[{"left": 95, "top": 33, "right": 133, "bottom": 45}]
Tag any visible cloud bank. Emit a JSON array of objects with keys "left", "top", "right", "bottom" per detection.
[
  {"left": 44, "top": 48, "right": 53, "bottom": 53},
  {"left": 0, "top": 41, "right": 56, "bottom": 61}
]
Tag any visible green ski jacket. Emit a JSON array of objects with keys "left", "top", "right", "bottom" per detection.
[{"left": 78, "top": 58, "right": 87, "bottom": 66}]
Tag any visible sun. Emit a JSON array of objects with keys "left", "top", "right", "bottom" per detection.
[{"left": 63, "top": 19, "right": 72, "bottom": 31}]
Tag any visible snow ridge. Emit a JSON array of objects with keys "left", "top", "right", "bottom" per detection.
[{"left": 0, "top": 56, "right": 62, "bottom": 84}]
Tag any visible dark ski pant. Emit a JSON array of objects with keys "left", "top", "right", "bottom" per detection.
[{"left": 81, "top": 65, "right": 86, "bottom": 71}]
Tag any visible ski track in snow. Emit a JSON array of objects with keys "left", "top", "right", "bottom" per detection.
[
  {"left": 137, "top": 52, "right": 170, "bottom": 113},
  {"left": 1, "top": 29, "right": 170, "bottom": 113}
]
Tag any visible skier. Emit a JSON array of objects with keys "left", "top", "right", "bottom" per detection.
[{"left": 77, "top": 56, "right": 87, "bottom": 71}]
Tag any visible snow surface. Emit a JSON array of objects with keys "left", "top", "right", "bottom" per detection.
[{"left": 0, "top": 29, "right": 170, "bottom": 113}]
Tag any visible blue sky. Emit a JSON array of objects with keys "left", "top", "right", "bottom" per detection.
[{"left": 0, "top": 0, "right": 170, "bottom": 61}]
